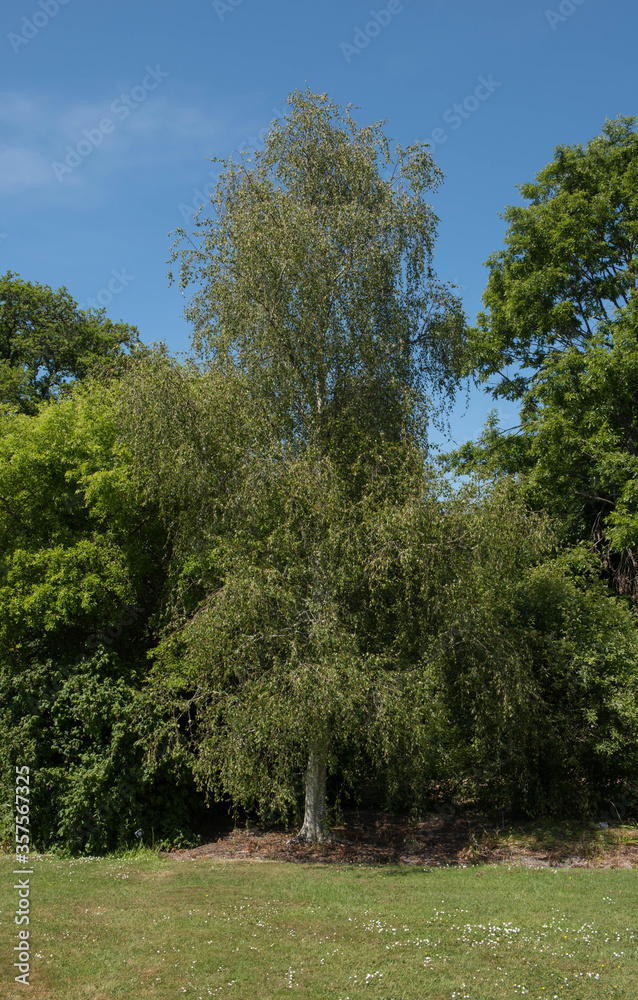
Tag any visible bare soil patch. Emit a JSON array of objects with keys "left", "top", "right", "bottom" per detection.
[{"left": 166, "top": 810, "right": 638, "bottom": 868}]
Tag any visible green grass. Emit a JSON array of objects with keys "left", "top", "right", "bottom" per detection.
[{"left": 1, "top": 851, "right": 636, "bottom": 998}]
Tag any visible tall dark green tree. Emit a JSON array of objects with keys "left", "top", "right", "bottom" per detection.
[
  {"left": 448, "top": 116, "right": 638, "bottom": 599},
  {"left": 466, "top": 115, "right": 637, "bottom": 401}
]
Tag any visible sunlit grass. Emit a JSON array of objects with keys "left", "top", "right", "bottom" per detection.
[{"left": 0, "top": 851, "right": 636, "bottom": 998}]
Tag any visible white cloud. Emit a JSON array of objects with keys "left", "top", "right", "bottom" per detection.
[{"left": 0, "top": 83, "right": 288, "bottom": 214}]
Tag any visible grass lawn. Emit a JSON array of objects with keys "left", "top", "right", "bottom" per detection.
[{"left": 1, "top": 851, "right": 636, "bottom": 998}]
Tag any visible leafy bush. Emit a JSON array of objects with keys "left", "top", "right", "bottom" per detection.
[{"left": 0, "top": 646, "right": 204, "bottom": 853}]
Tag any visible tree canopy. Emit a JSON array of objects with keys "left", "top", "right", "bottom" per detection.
[
  {"left": 465, "top": 115, "right": 638, "bottom": 402},
  {"left": 120, "top": 89, "right": 469, "bottom": 841},
  {"left": 0, "top": 381, "right": 202, "bottom": 852},
  {"left": 0, "top": 271, "right": 141, "bottom": 415},
  {"left": 447, "top": 116, "right": 638, "bottom": 600},
  {"left": 169, "top": 88, "right": 466, "bottom": 457}
]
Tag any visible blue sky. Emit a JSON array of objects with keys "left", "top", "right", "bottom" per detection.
[{"left": 2, "top": 0, "right": 636, "bottom": 450}]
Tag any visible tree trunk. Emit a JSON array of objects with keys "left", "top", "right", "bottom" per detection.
[{"left": 296, "top": 743, "right": 328, "bottom": 843}]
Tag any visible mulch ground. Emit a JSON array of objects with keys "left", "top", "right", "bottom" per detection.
[{"left": 166, "top": 810, "right": 638, "bottom": 868}]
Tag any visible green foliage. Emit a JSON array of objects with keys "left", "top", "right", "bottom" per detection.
[
  {"left": 447, "top": 302, "right": 638, "bottom": 597},
  {"left": 147, "top": 444, "right": 427, "bottom": 825},
  {"left": 444, "top": 561, "right": 638, "bottom": 816},
  {"left": 350, "top": 463, "right": 638, "bottom": 819},
  {"left": 466, "top": 115, "right": 638, "bottom": 401},
  {"left": 123, "top": 102, "right": 638, "bottom": 829},
  {"left": 0, "top": 382, "right": 155, "bottom": 654},
  {"left": 510, "top": 559, "right": 638, "bottom": 815},
  {"left": 424, "top": 485, "right": 638, "bottom": 817},
  {"left": 0, "top": 270, "right": 141, "bottom": 415},
  {"left": 170, "top": 87, "right": 466, "bottom": 452},
  {"left": 440, "top": 408, "right": 535, "bottom": 481},
  {"left": 0, "top": 382, "right": 204, "bottom": 852},
  {"left": 120, "top": 90, "right": 471, "bottom": 839},
  {"left": 450, "top": 116, "right": 638, "bottom": 600},
  {"left": 0, "top": 649, "right": 199, "bottom": 853}
]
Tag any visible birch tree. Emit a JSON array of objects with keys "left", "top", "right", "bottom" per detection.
[
  {"left": 127, "top": 89, "right": 466, "bottom": 841},
  {"left": 169, "top": 87, "right": 465, "bottom": 455}
]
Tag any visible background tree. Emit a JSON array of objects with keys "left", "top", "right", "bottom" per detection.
[
  {"left": 0, "top": 380, "right": 203, "bottom": 852},
  {"left": 422, "top": 483, "right": 638, "bottom": 819},
  {"left": 122, "top": 88, "right": 467, "bottom": 841},
  {"left": 0, "top": 271, "right": 141, "bottom": 415},
  {"left": 447, "top": 116, "right": 638, "bottom": 598},
  {"left": 466, "top": 115, "right": 637, "bottom": 401}
]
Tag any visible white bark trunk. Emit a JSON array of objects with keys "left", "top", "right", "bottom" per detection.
[{"left": 296, "top": 744, "right": 328, "bottom": 843}]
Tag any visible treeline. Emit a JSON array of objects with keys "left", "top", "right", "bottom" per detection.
[{"left": 1, "top": 95, "right": 637, "bottom": 852}]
